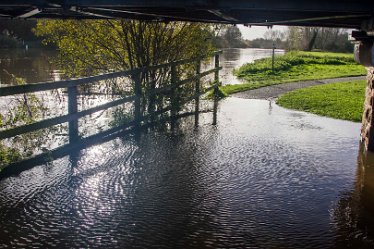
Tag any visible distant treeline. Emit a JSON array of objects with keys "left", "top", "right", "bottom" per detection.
[
  {"left": 212, "top": 26, "right": 286, "bottom": 49},
  {"left": 213, "top": 25, "right": 353, "bottom": 53},
  {"left": 286, "top": 27, "right": 353, "bottom": 53}
]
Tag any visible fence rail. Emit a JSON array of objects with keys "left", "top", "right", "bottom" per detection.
[
  {"left": 0, "top": 51, "right": 222, "bottom": 175},
  {"left": 0, "top": 54, "right": 215, "bottom": 97}
]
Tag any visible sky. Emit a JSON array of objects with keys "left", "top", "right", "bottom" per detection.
[{"left": 237, "top": 25, "right": 287, "bottom": 40}]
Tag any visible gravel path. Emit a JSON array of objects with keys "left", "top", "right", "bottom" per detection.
[{"left": 231, "top": 76, "right": 366, "bottom": 99}]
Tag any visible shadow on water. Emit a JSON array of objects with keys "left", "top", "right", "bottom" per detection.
[
  {"left": 0, "top": 101, "right": 220, "bottom": 248},
  {"left": 0, "top": 99, "right": 219, "bottom": 180},
  {"left": 331, "top": 145, "right": 374, "bottom": 249}
]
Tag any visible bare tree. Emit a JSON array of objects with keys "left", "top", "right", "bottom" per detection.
[{"left": 286, "top": 26, "right": 352, "bottom": 52}]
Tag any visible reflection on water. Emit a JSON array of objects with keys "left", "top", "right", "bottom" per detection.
[
  {"left": 332, "top": 148, "right": 374, "bottom": 249},
  {"left": 0, "top": 48, "right": 283, "bottom": 87},
  {"left": 0, "top": 48, "right": 59, "bottom": 86},
  {"left": 0, "top": 98, "right": 372, "bottom": 248}
]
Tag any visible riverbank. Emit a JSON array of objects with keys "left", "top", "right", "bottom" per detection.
[
  {"left": 276, "top": 80, "right": 365, "bottom": 122},
  {"left": 220, "top": 51, "right": 366, "bottom": 95}
]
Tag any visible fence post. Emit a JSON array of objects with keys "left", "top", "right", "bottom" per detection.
[
  {"left": 213, "top": 53, "right": 220, "bottom": 125},
  {"left": 214, "top": 53, "right": 220, "bottom": 93},
  {"left": 170, "top": 64, "right": 178, "bottom": 120},
  {"left": 195, "top": 60, "right": 201, "bottom": 127},
  {"left": 134, "top": 71, "right": 142, "bottom": 130},
  {"left": 272, "top": 42, "right": 276, "bottom": 73},
  {"left": 213, "top": 96, "right": 218, "bottom": 125},
  {"left": 147, "top": 71, "right": 156, "bottom": 122},
  {"left": 68, "top": 85, "right": 79, "bottom": 143}
]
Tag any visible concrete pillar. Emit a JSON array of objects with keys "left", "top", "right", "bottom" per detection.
[
  {"left": 361, "top": 67, "right": 374, "bottom": 151},
  {"left": 355, "top": 40, "right": 374, "bottom": 151}
]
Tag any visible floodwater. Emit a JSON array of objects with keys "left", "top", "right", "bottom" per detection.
[
  {"left": 0, "top": 48, "right": 283, "bottom": 86},
  {"left": 0, "top": 98, "right": 373, "bottom": 249},
  {"left": 1, "top": 48, "right": 373, "bottom": 248}
]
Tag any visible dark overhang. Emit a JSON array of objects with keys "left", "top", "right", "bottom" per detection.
[{"left": 0, "top": 1, "right": 373, "bottom": 29}]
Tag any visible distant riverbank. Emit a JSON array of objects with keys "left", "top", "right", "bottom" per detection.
[
  {"left": 220, "top": 51, "right": 366, "bottom": 95},
  {"left": 209, "top": 48, "right": 284, "bottom": 85}
]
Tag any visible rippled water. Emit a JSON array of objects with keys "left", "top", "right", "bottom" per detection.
[{"left": 1, "top": 98, "right": 373, "bottom": 249}]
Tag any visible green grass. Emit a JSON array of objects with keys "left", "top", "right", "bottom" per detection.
[
  {"left": 0, "top": 143, "right": 21, "bottom": 170},
  {"left": 276, "top": 80, "right": 366, "bottom": 122},
  {"left": 221, "top": 51, "right": 366, "bottom": 95},
  {"left": 205, "top": 87, "right": 229, "bottom": 99}
]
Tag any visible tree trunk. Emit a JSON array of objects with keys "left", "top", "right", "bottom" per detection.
[{"left": 306, "top": 29, "right": 319, "bottom": 51}]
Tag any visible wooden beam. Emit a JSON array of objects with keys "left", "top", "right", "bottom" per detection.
[
  {"left": 0, "top": 70, "right": 138, "bottom": 96},
  {"left": 17, "top": 8, "right": 41, "bottom": 18},
  {"left": 0, "top": 52, "right": 221, "bottom": 97},
  {"left": 64, "top": 0, "right": 374, "bottom": 13},
  {"left": 208, "top": 10, "right": 239, "bottom": 22},
  {"left": 0, "top": 95, "right": 136, "bottom": 139}
]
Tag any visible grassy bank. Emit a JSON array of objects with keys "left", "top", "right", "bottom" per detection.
[
  {"left": 276, "top": 80, "right": 365, "bottom": 122},
  {"left": 221, "top": 51, "right": 366, "bottom": 95}
]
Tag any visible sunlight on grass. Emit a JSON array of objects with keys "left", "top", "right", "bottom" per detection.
[
  {"left": 221, "top": 51, "right": 366, "bottom": 95},
  {"left": 276, "top": 80, "right": 366, "bottom": 122}
]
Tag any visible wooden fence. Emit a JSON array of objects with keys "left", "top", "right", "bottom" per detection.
[{"left": 0, "top": 51, "right": 222, "bottom": 177}]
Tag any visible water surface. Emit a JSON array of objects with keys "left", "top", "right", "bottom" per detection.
[
  {"left": 1, "top": 98, "right": 372, "bottom": 249},
  {"left": 0, "top": 48, "right": 59, "bottom": 86},
  {"left": 0, "top": 48, "right": 284, "bottom": 86}
]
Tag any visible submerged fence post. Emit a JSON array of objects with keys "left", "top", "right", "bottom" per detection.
[
  {"left": 213, "top": 52, "right": 220, "bottom": 125},
  {"left": 170, "top": 64, "right": 178, "bottom": 129},
  {"left": 195, "top": 60, "right": 201, "bottom": 127},
  {"left": 134, "top": 71, "right": 142, "bottom": 130},
  {"left": 213, "top": 97, "right": 218, "bottom": 126},
  {"left": 214, "top": 53, "right": 220, "bottom": 89},
  {"left": 68, "top": 85, "right": 79, "bottom": 143}
]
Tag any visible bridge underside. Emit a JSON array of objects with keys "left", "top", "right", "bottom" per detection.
[{"left": 0, "top": 1, "right": 373, "bottom": 29}]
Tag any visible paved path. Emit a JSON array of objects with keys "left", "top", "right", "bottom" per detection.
[{"left": 232, "top": 76, "right": 366, "bottom": 99}]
